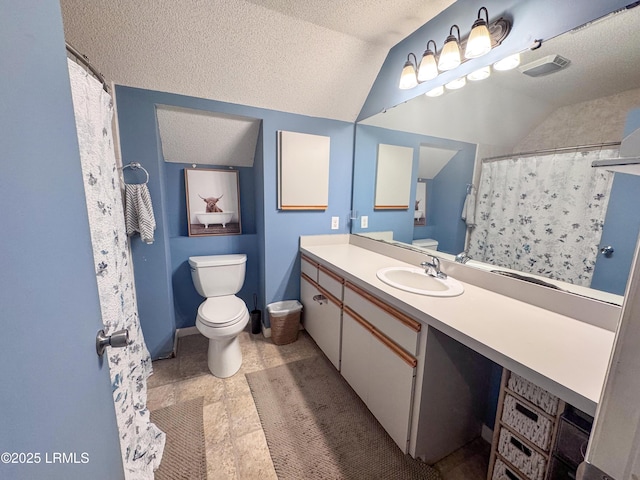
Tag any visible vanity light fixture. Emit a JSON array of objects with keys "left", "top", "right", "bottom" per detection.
[
  {"left": 417, "top": 40, "right": 439, "bottom": 82},
  {"left": 438, "top": 25, "right": 462, "bottom": 71},
  {"left": 399, "top": 53, "right": 419, "bottom": 89},
  {"left": 399, "top": 7, "right": 511, "bottom": 90},
  {"left": 425, "top": 85, "right": 444, "bottom": 97},
  {"left": 445, "top": 77, "right": 466, "bottom": 90},
  {"left": 464, "top": 7, "right": 492, "bottom": 59},
  {"left": 493, "top": 52, "right": 521, "bottom": 71},
  {"left": 467, "top": 65, "right": 491, "bottom": 81}
]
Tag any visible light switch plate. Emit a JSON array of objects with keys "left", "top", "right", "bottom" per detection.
[
  {"left": 331, "top": 216, "right": 339, "bottom": 229},
  {"left": 361, "top": 216, "right": 368, "bottom": 228}
]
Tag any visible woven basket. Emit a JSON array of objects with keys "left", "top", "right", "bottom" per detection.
[{"left": 270, "top": 311, "right": 301, "bottom": 345}]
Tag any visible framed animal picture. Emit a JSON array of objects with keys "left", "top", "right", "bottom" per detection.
[{"left": 185, "top": 168, "right": 241, "bottom": 236}]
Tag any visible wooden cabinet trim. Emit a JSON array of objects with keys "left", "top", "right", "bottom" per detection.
[
  {"left": 344, "top": 305, "right": 373, "bottom": 332},
  {"left": 301, "top": 272, "right": 342, "bottom": 308},
  {"left": 345, "top": 282, "right": 421, "bottom": 332},
  {"left": 301, "top": 254, "right": 319, "bottom": 268},
  {"left": 318, "top": 264, "right": 345, "bottom": 284},
  {"left": 344, "top": 306, "right": 417, "bottom": 368}
]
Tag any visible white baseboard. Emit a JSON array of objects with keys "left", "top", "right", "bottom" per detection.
[
  {"left": 481, "top": 424, "right": 493, "bottom": 444},
  {"left": 173, "top": 326, "right": 200, "bottom": 355},
  {"left": 261, "top": 321, "right": 271, "bottom": 338},
  {"left": 177, "top": 326, "right": 200, "bottom": 337}
]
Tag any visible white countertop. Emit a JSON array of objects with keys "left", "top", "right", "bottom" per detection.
[{"left": 301, "top": 241, "right": 616, "bottom": 415}]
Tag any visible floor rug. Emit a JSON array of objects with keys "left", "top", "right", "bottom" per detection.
[
  {"left": 150, "top": 396, "right": 206, "bottom": 480},
  {"left": 246, "top": 355, "right": 441, "bottom": 479}
]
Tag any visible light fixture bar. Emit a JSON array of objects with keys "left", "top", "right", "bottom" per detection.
[{"left": 398, "top": 9, "right": 512, "bottom": 90}]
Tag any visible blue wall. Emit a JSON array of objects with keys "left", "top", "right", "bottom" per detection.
[
  {"left": 0, "top": 1, "right": 123, "bottom": 478},
  {"left": 352, "top": 124, "right": 475, "bottom": 253},
  {"left": 116, "top": 87, "right": 353, "bottom": 357},
  {"left": 423, "top": 148, "right": 476, "bottom": 254},
  {"left": 591, "top": 109, "right": 640, "bottom": 295},
  {"left": 358, "top": 0, "right": 632, "bottom": 121}
]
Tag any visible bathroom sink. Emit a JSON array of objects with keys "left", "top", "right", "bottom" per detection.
[{"left": 376, "top": 267, "right": 464, "bottom": 297}]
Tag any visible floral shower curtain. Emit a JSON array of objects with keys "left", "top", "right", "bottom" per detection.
[
  {"left": 68, "top": 59, "right": 165, "bottom": 479},
  {"left": 467, "top": 149, "right": 616, "bottom": 286}
]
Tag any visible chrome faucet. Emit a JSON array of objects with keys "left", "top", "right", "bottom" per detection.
[
  {"left": 420, "top": 256, "right": 447, "bottom": 279},
  {"left": 455, "top": 251, "right": 471, "bottom": 264}
]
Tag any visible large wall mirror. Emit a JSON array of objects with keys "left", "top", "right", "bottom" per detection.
[{"left": 351, "top": 5, "right": 640, "bottom": 304}]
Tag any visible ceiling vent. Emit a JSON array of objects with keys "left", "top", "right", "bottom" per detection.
[{"left": 519, "top": 54, "right": 570, "bottom": 77}]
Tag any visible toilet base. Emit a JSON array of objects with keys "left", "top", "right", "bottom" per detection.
[{"left": 206, "top": 336, "right": 242, "bottom": 378}]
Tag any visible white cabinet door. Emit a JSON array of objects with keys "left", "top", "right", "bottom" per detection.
[
  {"left": 301, "top": 277, "right": 342, "bottom": 369},
  {"left": 341, "top": 311, "right": 371, "bottom": 401},
  {"left": 341, "top": 309, "right": 416, "bottom": 453},
  {"left": 368, "top": 330, "right": 416, "bottom": 452}
]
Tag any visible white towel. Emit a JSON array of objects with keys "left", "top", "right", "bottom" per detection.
[
  {"left": 461, "top": 186, "right": 477, "bottom": 228},
  {"left": 125, "top": 184, "right": 156, "bottom": 244}
]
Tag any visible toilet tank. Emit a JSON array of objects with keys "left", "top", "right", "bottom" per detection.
[
  {"left": 188, "top": 254, "right": 247, "bottom": 298},
  {"left": 412, "top": 238, "right": 439, "bottom": 250}
]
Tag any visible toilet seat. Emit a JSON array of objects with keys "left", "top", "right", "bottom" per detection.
[{"left": 198, "top": 296, "right": 248, "bottom": 328}]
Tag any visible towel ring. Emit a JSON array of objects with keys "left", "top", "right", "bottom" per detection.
[{"left": 122, "top": 162, "right": 149, "bottom": 185}]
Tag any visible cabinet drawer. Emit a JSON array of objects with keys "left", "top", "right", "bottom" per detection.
[
  {"left": 301, "top": 255, "right": 318, "bottom": 283},
  {"left": 498, "top": 428, "right": 547, "bottom": 480},
  {"left": 318, "top": 264, "right": 344, "bottom": 301},
  {"left": 547, "top": 455, "right": 577, "bottom": 480},
  {"left": 507, "top": 374, "right": 559, "bottom": 416},
  {"left": 492, "top": 458, "right": 526, "bottom": 480},
  {"left": 554, "top": 417, "right": 589, "bottom": 467},
  {"left": 344, "top": 282, "right": 420, "bottom": 355},
  {"left": 502, "top": 394, "right": 554, "bottom": 451}
]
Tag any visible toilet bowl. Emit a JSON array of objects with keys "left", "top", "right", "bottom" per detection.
[{"left": 188, "top": 254, "right": 250, "bottom": 378}]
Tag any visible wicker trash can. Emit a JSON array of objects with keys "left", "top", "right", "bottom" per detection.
[{"left": 267, "top": 300, "right": 303, "bottom": 345}]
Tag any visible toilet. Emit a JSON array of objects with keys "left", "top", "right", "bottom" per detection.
[
  {"left": 188, "top": 254, "right": 250, "bottom": 378},
  {"left": 412, "top": 238, "right": 439, "bottom": 250}
]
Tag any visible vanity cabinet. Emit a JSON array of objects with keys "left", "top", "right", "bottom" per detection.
[
  {"left": 341, "top": 282, "right": 420, "bottom": 453},
  {"left": 300, "top": 255, "right": 344, "bottom": 370}
]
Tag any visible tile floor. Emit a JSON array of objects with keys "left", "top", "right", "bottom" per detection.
[{"left": 147, "top": 327, "right": 489, "bottom": 480}]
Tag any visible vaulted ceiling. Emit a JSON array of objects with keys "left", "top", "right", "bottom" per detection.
[{"left": 60, "top": 0, "right": 454, "bottom": 122}]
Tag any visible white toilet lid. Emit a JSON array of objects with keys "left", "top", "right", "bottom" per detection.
[{"left": 198, "top": 296, "right": 248, "bottom": 328}]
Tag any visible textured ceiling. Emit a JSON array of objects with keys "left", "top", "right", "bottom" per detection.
[
  {"left": 60, "top": 0, "right": 454, "bottom": 122},
  {"left": 418, "top": 145, "right": 459, "bottom": 179},
  {"left": 156, "top": 106, "right": 261, "bottom": 167}
]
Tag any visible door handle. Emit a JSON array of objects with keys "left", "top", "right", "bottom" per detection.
[
  {"left": 96, "top": 329, "right": 130, "bottom": 357},
  {"left": 313, "top": 294, "right": 327, "bottom": 305},
  {"left": 600, "top": 245, "right": 614, "bottom": 257}
]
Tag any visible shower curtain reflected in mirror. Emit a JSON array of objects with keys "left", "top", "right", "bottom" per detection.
[
  {"left": 468, "top": 149, "right": 616, "bottom": 286},
  {"left": 68, "top": 59, "right": 165, "bottom": 479}
]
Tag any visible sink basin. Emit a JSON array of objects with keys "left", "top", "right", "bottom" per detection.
[{"left": 376, "top": 267, "right": 464, "bottom": 297}]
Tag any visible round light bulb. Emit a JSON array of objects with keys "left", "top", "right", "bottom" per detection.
[
  {"left": 445, "top": 77, "right": 466, "bottom": 90},
  {"left": 467, "top": 66, "right": 491, "bottom": 81},
  {"left": 425, "top": 85, "right": 444, "bottom": 97},
  {"left": 417, "top": 51, "right": 439, "bottom": 82},
  {"left": 438, "top": 37, "right": 461, "bottom": 71},
  {"left": 465, "top": 22, "right": 491, "bottom": 59},
  {"left": 399, "top": 61, "right": 418, "bottom": 89},
  {"left": 493, "top": 53, "right": 521, "bottom": 71}
]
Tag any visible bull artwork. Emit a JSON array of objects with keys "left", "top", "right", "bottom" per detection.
[{"left": 199, "top": 194, "right": 224, "bottom": 212}]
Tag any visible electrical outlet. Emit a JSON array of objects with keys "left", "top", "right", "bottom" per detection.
[
  {"left": 331, "top": 216, "right": 339, "bottom": 230},
  {"left": 361, "top": 216, "right": 368, "bottom": 228}
]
